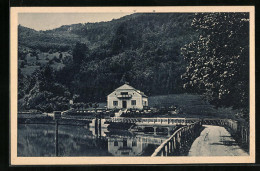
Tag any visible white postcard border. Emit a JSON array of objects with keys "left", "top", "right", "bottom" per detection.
[{"left": 10, "top": 6, "right": 255, "bottom": 165}]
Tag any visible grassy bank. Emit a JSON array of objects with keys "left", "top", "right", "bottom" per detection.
[
  {"left": 148, "top": 94, "right": 239, "bottom": 119},
  {"left": 18, "top": 114, "right": 92, "bottom": 125}
]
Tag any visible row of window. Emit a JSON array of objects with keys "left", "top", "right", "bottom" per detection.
[
  {"left": 113, "top": 100, "right": 136, "bottom": 106},
  {"left": 114, "top": 92, "right": 136, "bottom": 95},
  {"left": 114, "top": 140, "right": 137, "bottom": 147}
]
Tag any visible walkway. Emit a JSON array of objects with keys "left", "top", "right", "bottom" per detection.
[{"left": 188, "top": 125, "right": 248, "bottom": 156}]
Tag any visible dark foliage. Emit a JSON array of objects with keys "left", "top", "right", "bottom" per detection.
[
  {"left": 18, "top": 13, "right": 197, "bottom": 108},
  {"left": 17, "top": 13, "right": 249, "bottom": 117},
  {"left": 181, "top": 13, "right": 249, "bottom": 119},
  {"left": 72, "top": 42, "right": 89, "bottom": 64}
]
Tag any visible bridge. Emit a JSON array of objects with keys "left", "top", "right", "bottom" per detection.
[
  {"left": 60, "top": 114, "right": 249, "bottom": 156},
  {"left": 62, "top": 114, "right": 201, "bottom": 125},
  {"left": 151, "top": 118, "right": 249, "bottom": 156}
]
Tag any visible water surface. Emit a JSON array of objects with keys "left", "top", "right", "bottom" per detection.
[{"left": 18, "top": 124, "right": 171, "bottom": 156}]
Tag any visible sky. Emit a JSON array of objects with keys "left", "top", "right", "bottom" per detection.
[{"left": 18, "top": 13, "right": 133, "bottom": 31}]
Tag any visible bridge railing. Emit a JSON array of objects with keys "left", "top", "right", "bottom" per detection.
[
  {"left": 224, "top": 119, "right": 249, "bottom": 151},
  {"left": 61, "top": 114, "right": 95, "bottom": 121},
  {"left": 151, "top": 121, "right": 202, "bottom": 157},
  {"left": 107, "top": 117, "right": 201, "bottom": 125},
  {"left": 107, "top": 117, "right": 143, "bottom": 123}
]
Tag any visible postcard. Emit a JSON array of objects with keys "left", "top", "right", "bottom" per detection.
[{"left": 10, "top": 6, "right": 255, "bottom": 165}]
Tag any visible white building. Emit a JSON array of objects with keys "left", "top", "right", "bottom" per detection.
[
  {"left": 107, "top": 83, "right": 148, "bottom": 110},
  {"left": 107, "top": 137, "right": 147, "bottom": 156}
]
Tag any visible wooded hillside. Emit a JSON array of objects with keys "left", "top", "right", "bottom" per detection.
[
  {"left": 18, "top": 12, "right": 249, "bottom": 119},
  {"left": 18, "top": 13, "right": 198, "bottom": 111}
]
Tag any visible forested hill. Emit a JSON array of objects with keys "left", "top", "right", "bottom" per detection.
[
  {"left": 19, "top": 13, "right": 196, "bottom": 52},
  {"left": 18, "top": 13, "right": 199, "bottom": 111}
]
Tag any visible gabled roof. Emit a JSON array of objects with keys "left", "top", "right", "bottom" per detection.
[
  {"left": 116, "top": 84, "right": 135, "bottom": 90},
  {"left": 108, "top": 83, "right": 148, "bottom": 98}
]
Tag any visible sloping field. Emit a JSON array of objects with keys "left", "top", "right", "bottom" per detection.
[{"left": 148, "top": 94, "right": 238, "bottom": 118}]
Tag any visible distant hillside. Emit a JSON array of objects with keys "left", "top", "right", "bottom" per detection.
[
  {"left": 19, "top": 13, "right": 196, "bottom": 52},
  {"left": 18, "top": 13, "right": 200, "bottom": 111}
]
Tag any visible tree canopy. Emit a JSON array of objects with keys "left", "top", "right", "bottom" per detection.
[
  {"left": 18, "top": 13, "right": 250, "bottom": 116},
  {"left": 72, "top": 42, "right": 88, "bottom": 65},
  {"left": 181, "top": 13, "right": 249, "bottom": 118}
]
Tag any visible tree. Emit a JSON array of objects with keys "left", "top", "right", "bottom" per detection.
[
  {"left": 181, "top": 13, "right": 249, "bottom": 119},
  {"left": 18, "top": 68, "right": 25, "bottom": 99},
  {"left": 48, "top": 59, "right": 54, "bottom": 65},
  {"left": 18, "top": 51, "right": 26, "bottom": 60},
  {"left": 112, "top": 22, "right": 128, "bottom": 54},
  {"left": 72, "top": 42, "right": 88, "bottom": 65},
  {"left": 59, "top": 53, "right": 63, "bottom": 60},
  {"left": 37, "top": 65, "right": 55, "bottom": 92},
  {"left": 20, "top": 61, "right": 25, "bottom": 68}
]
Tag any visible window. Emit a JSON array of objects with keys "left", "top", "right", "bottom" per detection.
[
  {"left": 123, "top": 139, "right": 127, "bottom": 147},
  {"left": 121, "top": 92, "right": 128, "bottom": 95},
  {"left": 131, "top": 100, "right": 136, "bottom": 105},
  {"left": 114, "top": 141, "right": 118, "bottom": 146},
  {"left": 132, "top": 140, "right": 137, "bottom": 147},
  {"left": 113, "top": 101, "right": 118, "bottom": 106}
]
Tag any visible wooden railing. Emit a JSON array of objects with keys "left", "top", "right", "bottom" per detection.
[
  {"left": 151, "top": 121, "right": 202, "bottom": 156},
  {"left": 106, "top": 117, "right": 200, "bottom": 125},
  {"left": 62, "top": 114, "right": 95, "bottom": 121},
  {"left": 106, "top": 117, "right": 142, "bottom": 123}
]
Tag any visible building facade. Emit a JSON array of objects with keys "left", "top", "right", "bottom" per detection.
[
  {"left": 107, "top": 137, "right": 147, "bottom": 156},
  {"left": 107, "top": 83, "right": 148, "bottom": 110}
]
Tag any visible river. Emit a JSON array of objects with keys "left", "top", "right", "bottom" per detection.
[{"left": 18, "top": 124, "right": 172, "bottom": 157}]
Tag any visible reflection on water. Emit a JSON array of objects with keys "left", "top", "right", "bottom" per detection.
[{"left": 18, "top": 124, "right": 172, "bottom": 157}]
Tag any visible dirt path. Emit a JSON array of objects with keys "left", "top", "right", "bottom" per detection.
[{"left": 188, "top": 125, "right": 248, "bottom": 156}]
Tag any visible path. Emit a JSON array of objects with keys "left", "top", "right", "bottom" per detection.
[{"left": 188, "top": 125, "right": 248, "bottom": 156}]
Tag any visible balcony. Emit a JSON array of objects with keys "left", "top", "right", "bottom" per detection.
[{"left": 117, "top": 94, "right": 132, "bottom": 99}]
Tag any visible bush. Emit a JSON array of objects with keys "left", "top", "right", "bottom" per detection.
[{"left": 20, "top": 61, "right": 25, "bottom": 68}]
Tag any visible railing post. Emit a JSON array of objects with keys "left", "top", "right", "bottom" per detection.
[
  {"left": 166, "top": 143, "right": 169, "bottom": 156},
  {"left": 170, "top": 140, "right": 173, "bottom": 154},
  {"left": 173, "top": 136, "right": 176, "bottom": 150},
  {"left": 154, "top": 127, "right": 157, "bottom": 135},
  {"left": 163, "top": 146, "right": 166, "bottom": 156},
  {"left": 55, "top": 120, "right": 59, "bottom": 157}
]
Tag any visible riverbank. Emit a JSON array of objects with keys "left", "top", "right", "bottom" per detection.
[{"left": 18, "top": 114, "right": 92, "bottom": 126}]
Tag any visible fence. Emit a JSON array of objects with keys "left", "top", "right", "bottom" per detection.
[
  {"left": 151, "top": 121, "right": 202, "bottom": 156},
  {"left": 107, "top": 117, "right": 200, "bottom": 125}
]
